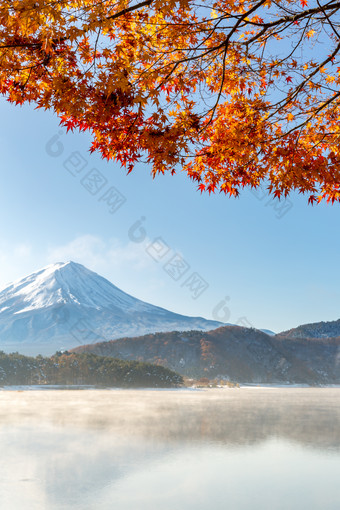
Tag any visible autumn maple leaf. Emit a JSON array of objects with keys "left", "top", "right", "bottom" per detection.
[{"left": 1, "top": 0, "right": 340, "bottom": 203}]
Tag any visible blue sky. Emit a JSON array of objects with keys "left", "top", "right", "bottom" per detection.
[{"left": 1, "top": 97, "right": 340, "bottom": 333}]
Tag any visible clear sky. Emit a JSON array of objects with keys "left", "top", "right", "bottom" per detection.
[{"left": 1, "top": 97, "right": 340, "bottom": 334}]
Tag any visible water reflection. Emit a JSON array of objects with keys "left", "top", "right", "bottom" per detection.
[{"left": 0, "top": 388, "right": 339, "bottom": 509}]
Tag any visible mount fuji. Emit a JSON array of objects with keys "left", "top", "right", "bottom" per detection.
[{"left": 0, "top": 261, "right": 224, "bottom": 355}]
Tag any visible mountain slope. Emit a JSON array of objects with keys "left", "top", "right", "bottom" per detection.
[
  {"left": 0, "top": 262, "right": 224, "bottom": 355},
  {"left": 278, "top": 319, "right": 340, "bottom": 339},
  {"left": 72, "top": 326, "right": 340, "bottom": 384}
]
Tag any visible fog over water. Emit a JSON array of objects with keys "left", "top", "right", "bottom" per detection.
[{"left": 0, "top": 388, "right": 340, "bottom": 509}]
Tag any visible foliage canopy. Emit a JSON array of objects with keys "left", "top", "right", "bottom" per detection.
[
  {"left": 0, "top": 350, "right": 183, "bottom": 386},
  {"left": 1, "top": 0, "right": 340, "bottom": 202}
]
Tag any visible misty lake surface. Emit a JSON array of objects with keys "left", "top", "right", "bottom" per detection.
[{"left": 0, "top": 388, "right": 340, "bottom": 510}]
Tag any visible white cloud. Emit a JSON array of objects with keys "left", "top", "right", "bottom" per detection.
[
  {"left": 13, "top": 243, "right": 32, "bottom": 259},
  {"left": 0, "top": 235, "right": 161, "bottom": 293},
  {"left": 0, "top": 234, "right": 201, "bottom": 315},
  {"left": 0, "top": 242, "right": 37, "bottom": 289},
  {"left": 47, "top": 234, "right": 155, "bottom": 272},
  {"left": 47, "top": 234, "right": 167, "bottom": 301}
]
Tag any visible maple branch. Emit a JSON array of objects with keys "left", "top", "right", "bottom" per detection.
[
  {"left": 105, "top": 0, "right": 153, "bottom": 21},
  {"left": 316, "top": 0, "right": 340, "bottom": 39},
  {"left": 269, "top": 40, "right": 340, "bottom": 118},
  {"left": 244, "top": 1, "right": 340, "bottom": 45},
  {"left": 275, "top": 90, "right": 340, "bottom": 140}
]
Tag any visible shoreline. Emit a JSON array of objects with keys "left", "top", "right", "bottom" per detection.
[{"left": 1, "top": 383, "right": 340, "bottom": 391}]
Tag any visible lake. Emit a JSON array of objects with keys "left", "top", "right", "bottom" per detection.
[{"left": 0, "top": 387, "right": 340, "bottom": 509}]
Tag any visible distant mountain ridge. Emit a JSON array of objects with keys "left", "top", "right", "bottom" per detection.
[
  {"left": 72, "top": 325, "right": 340, "bottom": 385},
  {"left": 0, "top": 262, "right": 224, "bottom": 355},
  {"left": 278, "top": 319, "right": 340, "bottom": 339}
]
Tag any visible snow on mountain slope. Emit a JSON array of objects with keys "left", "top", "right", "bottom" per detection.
[
  {"left": 260, "top": 329, "right": 276, "bottom": 336},
  {"left": 0, "top": 262, "right": 224, "bottom": 355},
  {"left": 0, "top": 262, "right": 157, "bottom": 314}
]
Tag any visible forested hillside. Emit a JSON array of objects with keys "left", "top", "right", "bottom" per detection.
[
  {"left": 72, "top": 326, "right": 340, "bottom": 384},
  {"left": 0, "top": 351, "right": 183, "bottom": 388}
]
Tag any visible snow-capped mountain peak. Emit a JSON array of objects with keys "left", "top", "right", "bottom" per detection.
[
  {"left": 0, "top": 262, "right": 224, "bottom": 354},
  {"left": 0, "top": 261, "right": 152, "bottom": 315}
]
